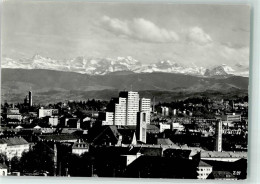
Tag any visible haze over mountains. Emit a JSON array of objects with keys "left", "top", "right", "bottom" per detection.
[
  {"left": 2, "top": 55, "right": 249, "bottom": 77},
  {"left": 1, "top": 68, "right": 249, "bottom": 104}
]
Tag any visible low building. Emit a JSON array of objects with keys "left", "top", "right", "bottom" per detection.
[
  {"left": 194, "top": 151, "right": 247, "bottom": 162},
  {"left": 49, "top": 116, "right": 59, "bottom": 127},
  {"left": 72, "top": 140, "right": 89, "bottom": 155},
  {"left": 161, "top": 106, "right": 169, "bottom": 116},
  {"left": 172, "top": 122, "right": 185, "bottom": 131},
  {"left": 39, "top": 107, "right": 59, "bottom": 118},
  {"left": 0, "top": 163, "right": 8, "bottom": 176},
  {"left": 159, "top": 123, "right": 171, "bottom": 132},
  {"left": 0, "top": 137, "right": 30, "bottom": 160},
  {"left": 7, "top": 108, "right": 22, "bottom": 122},
  {"left": 196, "top": 160, "right": 213, "bottom": 179},
  {"left": 39, "top": 134, "right": 79, "bottom": 143},
  {"left": 99, "top": 112, "right": 114, "bottom": 126},
  {"left": 222, "top": 113, "right": 241, "bottom": 122},
  {"left": 208, "top": 171, "right": 237, "bottom": 180}
]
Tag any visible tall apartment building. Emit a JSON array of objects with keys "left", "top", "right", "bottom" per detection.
[
  {"left": 119, "top": 91, "right": 139, "bottom": 126},
  {"left": 161, "top": 106, "right": 169, "bottom": 116},
  {"left": 101, "top": 91, "right": 151, "bottom": 126},
  {"left": 140, "top": 98, "right": 151, "bottom": 124},
  {"left": 114, "top": 97, "right": 127, "bottom": 125}
]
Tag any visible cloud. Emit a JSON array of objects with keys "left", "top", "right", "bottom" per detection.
[
  {"left": 101, "top": 15, "right": 179, "bottom": 43},
  {"left": 187, "top": 27, "right": 212, "bottom": 45}
]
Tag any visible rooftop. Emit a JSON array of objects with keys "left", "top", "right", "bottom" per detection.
[
  {"left": 198, "top": 160, "right": 212, "bottom": 167},
  {"left": 200, "top": 151, "right": 247, "bottom": 159},
  {"left": 0, "top": 163, "right": 8, "bottom": 169},
  {"left": 0, "top": 137, "right": 29, "bottom": 146}
]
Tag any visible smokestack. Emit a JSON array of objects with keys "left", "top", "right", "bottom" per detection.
[
  {"left": 215, "top": 120, "right": 222, "bottom": 152},
  {"left": 29, "top": 91, "right": 32, "bottom": 107}
]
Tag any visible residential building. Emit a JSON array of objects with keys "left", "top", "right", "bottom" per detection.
[
  {"left": 161, "top": 106, "right": 169, "bottom": 116},
  {"left": 159, "top": 123, "right": 171, "bottom": 132},
  {"left": 49, "top": 116, "right": 59, "bottom": 126},
  {"left": 99, "top": 112, "right": 114, "bottom": 126},
  {"left": 0, "top": 163, "right": 8, "bottom": 176},
  {"left": 195, "top": 151, "right": 247, "bottom": 162},
  {"left": 196, "top": 160, "right": 213, "bottom": 179},
  {"left": 119, "top": 91, "right": 140, "bottom": 125},
  {"left": 38, "top": 107, "right": 59, "bottom": 118},
  {"left": 222, "top": 113, "right": 241, "bottom": 122},
  {"left": 114, "top": 97, "right": 127, "bottom": 125},
  {"left": 139, "top": 98, "right": 151, "bottom": 124},
  {"left": 72, "top": 140, "right": 89, "bottom": 155},
  {"left": 0, "top": 137, "right": 30, "bottom": 160},
  {"left": 7, "top": 108, "right": 22, "bottom": 121}
]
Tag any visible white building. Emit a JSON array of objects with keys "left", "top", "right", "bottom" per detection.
[
  {"left": 172, "top": 122, "right": 185, "bottom": 131},
  {"left": 38, "top": 107, "right": 58, "bottom": 118},
  {"left": 49, "top": 116, "right": 59, "bottom": 126},
  {"left": 104, "top": 91, "right": 151, "bottom": 126},
  {"left": 0, "top": 137, "right": 30, "bottom": 160},
  {"left": 161, "top": 106, "right": 169, "bottom": 116},
  {"left": 72, "top": 140, "right": 89, "bottom": 155},
  {"left": 101, "top": 112, "right": 114, "bottom": 125},
  {"left": 114, "top": 97, "right": 127, "bottom": 125},
  {"left": 140, "top": 98, "right": 151, "bottom": 124},
  {"left": 0, "top": 163, "right": 8, "bottom": 176},
  {"left": 197, "top": 160, "right": 213, "bottom": 179},
  {"left": 159, "top": 123, "right": 171, "bottom": 132},
  {"left": 119, "top": 91, "right": 140, "bottom": 125}
]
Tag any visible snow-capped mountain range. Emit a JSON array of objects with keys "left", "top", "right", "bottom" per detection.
[{"left": 1, "top": 55, "right": 249, "bottom": 77}]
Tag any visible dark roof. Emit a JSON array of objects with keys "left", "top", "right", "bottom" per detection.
[
  {"left": 126, "top": 156, "right": 198, "bottom": 179},
  {"left": 39, "top": 134, "right": 79, "bottom": 141},
  {"left": 209, "top": 171, "right": 236, "bottom": 179},
  {"left": 0, "top": 137, "right": 29, "bottom": 146},
  {"left": 201, "top": 151, "right": 247, "bottom": 159},
  {"left": 157, "top": 138, "right": 174, "bottom": 145},
  {"left": 147, "top": 125, "right": 160, "bottom": 133},
  {"left": 198, "top": 160, "right": 212, "bottom": 167}
]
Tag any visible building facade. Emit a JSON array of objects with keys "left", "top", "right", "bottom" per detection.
[
  {"left": 140, "top": 98, "right": 151, "bottom": 124},
  {"left": 39, "top": 107, "right": 59, "bottom": 118},
  {"left": 136, "top": 112, "right": 147, "bottom": 143},
  {"left": 119, "top": 91, "right": 139, "bottom": 125},
  {"left": 0, "top": 137, "right": 30, "bottom": 160}
]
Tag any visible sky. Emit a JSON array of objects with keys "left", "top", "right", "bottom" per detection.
[{"left": 1, "top": 1, "right": 251, "bottom": 67}]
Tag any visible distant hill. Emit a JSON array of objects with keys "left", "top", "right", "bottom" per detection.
[{"left": 1, "top": 68, "right": 248, "bottom": 104}]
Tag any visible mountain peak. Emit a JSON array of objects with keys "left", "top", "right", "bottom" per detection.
[{"left": 1, "top": 55, "right": 248, "bottom": 77}]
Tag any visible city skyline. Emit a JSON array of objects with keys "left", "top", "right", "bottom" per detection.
[{"left": 2, "top": 1, "right": 250, "bottom": 67}]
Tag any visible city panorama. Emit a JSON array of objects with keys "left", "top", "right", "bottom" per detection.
[{"left": 0, "top": 1, "right": 249, "bottom": 180}]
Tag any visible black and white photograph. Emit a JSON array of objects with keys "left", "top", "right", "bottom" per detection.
[{"left": 0, "top": 1, "right": 250, "bottom": 180}]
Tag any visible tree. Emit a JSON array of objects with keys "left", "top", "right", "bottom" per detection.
[
  {"left": 20, "top": 142, "right": 54, "bottom": 175},
  {"left": 0, "top": 153, "right": 8, "bottom": 164},
  {"left": 11, "top": 156, "right": 20, "bottom": 171}
]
